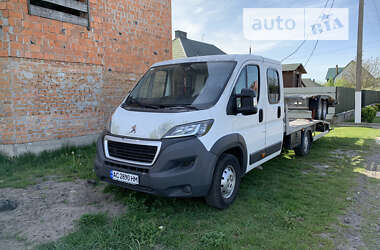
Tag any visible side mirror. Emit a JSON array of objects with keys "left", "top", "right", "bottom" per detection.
[{"left": 235, "top": 88, "right": 258, "bottom": 115}]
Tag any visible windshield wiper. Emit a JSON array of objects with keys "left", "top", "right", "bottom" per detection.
[
  {"left": 123, "top": 97, "right": 160, "bottom": 109},
  {"left": 163, "top": 105, "right": 200, "bottom": 110}
]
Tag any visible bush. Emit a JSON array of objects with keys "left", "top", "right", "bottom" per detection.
[
  {"left": 375, "top": 103, "right": 380, "bottom": 112},
  {"left": 361, "top": 106, "right": 377, "bottom": 123}
]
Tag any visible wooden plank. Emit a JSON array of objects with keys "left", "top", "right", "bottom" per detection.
[
  {"left": 30, "top": 5, "right": 88, "bottom": 26},
  {"left": 38, "top": 0, "right": 87, "bottom": 12}
]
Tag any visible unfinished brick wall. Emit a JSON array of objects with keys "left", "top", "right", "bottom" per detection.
[{"left": 0, "top": 0, "right": 172, "bottom": 146}]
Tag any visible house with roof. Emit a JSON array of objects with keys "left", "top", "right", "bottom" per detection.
[
  {"left": 325, "top": 65, "right": 344, "bottom": 82},
  {"left": 282, "top": 63, "right": 307, "bottom": 88},
  {"left": 325, "top": 61, "right": 375, "bottom": 85},
  {"left": 302, "top": 78, "right": 321, "bottom": 87},
  {"left": 172, "top": 30, "right": 226, "bottom": 59}
]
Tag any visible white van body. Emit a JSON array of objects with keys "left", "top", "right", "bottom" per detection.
[{"left": 95, "top": 54, "right": 328, "bottom": 209}]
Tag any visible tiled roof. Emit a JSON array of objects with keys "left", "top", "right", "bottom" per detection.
[
  {"left": 179, "top": 38, "right": 226, "bottom": 57},
  {"left": 325, "top": 67, "right": 344, "bottom": 81},
  {"left": 282, "top": 63, "right": 307, "bottom": 73},
  {"left": 302, "top": 78, "right": 321, "bottom": 87}
]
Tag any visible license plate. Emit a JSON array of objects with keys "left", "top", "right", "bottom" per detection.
[{"left": 110, "top": 170, "right": 139, "bottom": 185}]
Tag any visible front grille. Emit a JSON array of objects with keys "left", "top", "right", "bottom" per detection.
[{"left": 107, "top": 140, "right": 157, "bottom": 164}]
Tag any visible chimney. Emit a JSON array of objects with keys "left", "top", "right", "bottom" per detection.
[
  {"left": 175, "top": 30, "right": 187, "bottom": 39},
  {"left": 336, "top": 65, "right": 339, "bottom": 76}
]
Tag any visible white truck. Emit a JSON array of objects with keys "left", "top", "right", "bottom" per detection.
[{"left": 94, "top": 55, "right": 330, "bottom": 209}]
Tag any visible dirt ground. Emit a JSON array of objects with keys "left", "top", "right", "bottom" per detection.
[
  {"left": 0, "top": 179, "right": 125, "bottom": 250},
  {"left": 330, "top": 137, "right": 380, "bottom": 249}
]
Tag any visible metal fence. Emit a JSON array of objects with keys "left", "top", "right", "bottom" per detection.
[
  {"left": 362, "top": 90, "right": 380, "bottom": 107},
  {"left": 335, "top": 87, "right": 380, "bottom": 114}
]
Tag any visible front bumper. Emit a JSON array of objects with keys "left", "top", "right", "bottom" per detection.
[{"left": 94, "top": 133, "right": 218, "bottom": 197}]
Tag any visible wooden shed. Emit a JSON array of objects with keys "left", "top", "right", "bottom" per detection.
[{"left": 282, "top": 64, "right": 307, "bottom": 88}]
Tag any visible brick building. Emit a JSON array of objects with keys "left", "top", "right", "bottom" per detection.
[{"left": 0, "top": 0, "right": 172, "bottom": 156}]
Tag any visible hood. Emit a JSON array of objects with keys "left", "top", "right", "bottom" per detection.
[{"left": 110, "top": 107, "right": 212, "bottom": 140}]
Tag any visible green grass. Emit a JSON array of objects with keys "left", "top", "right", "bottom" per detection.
[
  {"left": 0, "top": 144, "right": 97, "bottom": 188},
  {"left": 1, "top": 127, "right": 379, "bottom": 249}
]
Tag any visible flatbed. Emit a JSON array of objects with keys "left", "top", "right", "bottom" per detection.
[
  {"left": 286, "top": 119, "right": 330, "bottom": 136},
  {"left": 283, "top": 102, "right": 331, "bottom": 151}
]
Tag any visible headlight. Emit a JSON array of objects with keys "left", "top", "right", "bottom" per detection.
[{"left": 163, "top": 120, "right": 214, "bottom": 139}]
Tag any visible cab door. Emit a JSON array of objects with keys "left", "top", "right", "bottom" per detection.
[
  {"left": 230, "top": 64, "right": 266, "bottom": 172},
  {"left": 264, "top": 67, "right": 284, "bottom": 155}
]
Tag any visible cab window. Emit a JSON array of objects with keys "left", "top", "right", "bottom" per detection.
[
  {"left": 247, "top": 65, "right": 260, "bottom": 101},
  {"left": 234, "top": 65, "right": 260, "bottom": 101},
  {"left": 234, "top": 67, "right": 246, "bottom": 95}
]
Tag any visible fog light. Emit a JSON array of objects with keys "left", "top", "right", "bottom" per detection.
[{"left": 183, "top": 185, "right": 192, "bottom": 194}]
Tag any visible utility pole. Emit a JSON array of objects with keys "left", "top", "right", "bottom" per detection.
[{"left": 355, "top": 0, "right": 364, "bottom": 123}]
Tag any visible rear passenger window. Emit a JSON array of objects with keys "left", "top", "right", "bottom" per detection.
[{"left": 267, "top": 69, "right": 280, "bottom": 104}]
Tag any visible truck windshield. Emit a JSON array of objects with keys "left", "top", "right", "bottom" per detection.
[{"left": 123, "top": 61, "right": 236, "bottom": 110}]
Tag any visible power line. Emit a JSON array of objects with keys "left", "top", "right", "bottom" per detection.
[
  {"left": 281, "top": 0, "right": 331, "bottom": 62},
  {"left": 304, "top": 41, "right": 319, "bottom": 66},
  {"left": 280, "top": 40, "right": 307, "bottom": 62},
  {"left": 289, "top": 39, "right": 380, "bottom": 60},
  {"left": 304, "top": 0, "right": 335, "bottom": 67}
]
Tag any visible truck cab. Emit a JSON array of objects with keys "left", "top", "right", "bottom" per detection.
[{"left": 94, "top": 55, "right": 288, "bottom": 209}]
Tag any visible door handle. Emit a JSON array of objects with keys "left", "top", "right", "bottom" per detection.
[
  {"left": 259, "top": 109, "right": 263, "bottom": 123},
  {"left": 277, "top": 106, "right": 281, "bottom": 118}
]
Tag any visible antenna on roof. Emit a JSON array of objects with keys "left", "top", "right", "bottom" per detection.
[{"left": 249, "top": 41, "right": 252, "bottom": 54}]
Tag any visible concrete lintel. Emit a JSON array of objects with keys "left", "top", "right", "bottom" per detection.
[{"left": 0, "top": 133, "right": 100, "bottom": 158}]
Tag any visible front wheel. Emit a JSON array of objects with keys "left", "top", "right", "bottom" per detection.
[{"left": 205, "top": 154, "right": 241, "bottom": 209}]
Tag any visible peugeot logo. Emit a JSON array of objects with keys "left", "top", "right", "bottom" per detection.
[{"left": 129, "top": 125, "right": 136, "bottom": 134}]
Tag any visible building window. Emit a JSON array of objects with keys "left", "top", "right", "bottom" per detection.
[
  {"left": 28, "top": 0, "right": 90, "bottom": 28},
  {"left": 267, "top": 69, "right": 280, "bottom": 104}
]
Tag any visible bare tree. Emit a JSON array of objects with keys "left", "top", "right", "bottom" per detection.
[
  {"left": 335, "top": 58, "right": 380, "bottom": 90},
  {"left": 363, "top": 57, "right": 380, "bottom": 90}
]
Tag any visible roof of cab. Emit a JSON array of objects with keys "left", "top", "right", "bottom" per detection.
[{"left": 152, "top": 54, "right": 281, "bottom": 67}]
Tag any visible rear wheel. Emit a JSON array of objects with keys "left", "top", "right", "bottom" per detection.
[
  {"left": 205, "top": 154, "right": 241, "bottom": 209},
  {"left": 315, "top": 98, "right": 322, "bottom": 120},
  {"left": 321, "top": 100, "right": 328, "bottom": 120},
  {"left": 294, "top": 131, "right": 312, "bottom": 156}
]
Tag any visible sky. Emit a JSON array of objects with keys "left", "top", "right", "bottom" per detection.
[{"left": 172, "top": 0, "right": 380, "bottom": 83}]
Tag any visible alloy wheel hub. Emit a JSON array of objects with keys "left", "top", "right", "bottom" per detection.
[{"left": 220, "top": 165, "right": 236, "bottom": 199}]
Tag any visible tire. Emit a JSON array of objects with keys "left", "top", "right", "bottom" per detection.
[
  {"left": 294, "top": 131, "right": 312, "bottom": 156},
  {"left": 205, "top": 154, "right": 241, "bottom": 209},
  {"left": 321, "top": 100, "right": 328, "bottom": 120},
  {"left": 315, "top": 98, "right": 322, "bottom": 120}
]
